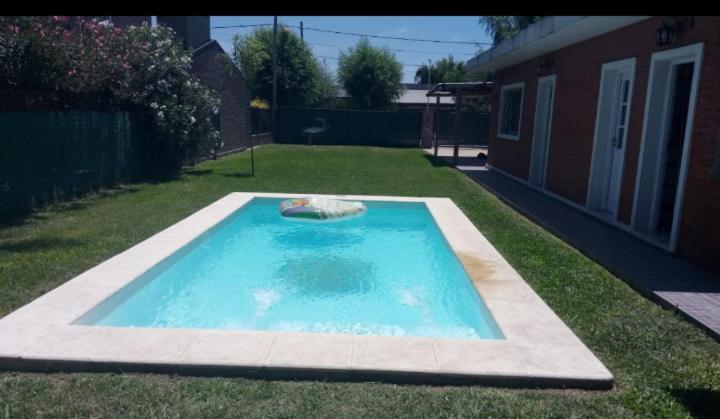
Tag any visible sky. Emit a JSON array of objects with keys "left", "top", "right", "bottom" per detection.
[{"left": 208, "top": 16, "right": 494, "bottom": 83}]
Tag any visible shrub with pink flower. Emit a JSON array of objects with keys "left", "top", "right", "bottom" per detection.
[{"left": 0, "top": 16, "right": 221, "bottom": 172}]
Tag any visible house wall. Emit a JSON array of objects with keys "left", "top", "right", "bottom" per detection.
[
  {"left": 157, "top": 16, "right": 210, "bottom": 50},
  {"left": 487, "top": 16, "right": 720, "bottom": 275},
  {"left": 192, "top": 44, "right": 257, "bottom": 154},
  {"left": 107, "top": 16, "right": 150, "bottom": 28}
]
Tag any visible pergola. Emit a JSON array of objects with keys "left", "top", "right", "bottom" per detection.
[{"left": 426, "top": 81, "right": 493, "bottom": 165}]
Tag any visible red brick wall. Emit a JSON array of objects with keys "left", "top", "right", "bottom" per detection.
[
  {"left": 488, "top": 16, "right": 720, "bottom": 275},
  {"left": 192, "top": 43, "right": 263, "bottom": 153},
  {"left": 676, "top": 18, "right": 720, "bottom": 274},
  {"left": 487, "top": 69, "right": 535, "bottom": 181}
]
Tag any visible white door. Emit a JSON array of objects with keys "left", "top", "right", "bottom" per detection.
[
  {"left": 529, "top": 76, "right": 555, "bottom": 187},
  {"left": 632, "top": 43, "right": 703, "bottom": 251},
  {"left": 601, "top": 73, "right": 631, "bottom": 213}
]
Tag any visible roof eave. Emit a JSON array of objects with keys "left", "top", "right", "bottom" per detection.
[{"left": 467, "top": 16, "right": 652, "bottom": 72}]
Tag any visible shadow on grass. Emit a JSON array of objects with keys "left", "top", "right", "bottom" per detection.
[
  {"left": 0, "top": 186, "right": 140, "bottom": 230},
  {"left": 0, "top": 237, "right": 85, "bottom": 254},
  {"left": 423, "top": 154, "right": 453, "bottom": 168},
  {"left": 0, "top": 212, "right": 49, "bottom": 229},
  {"left": 183, "top": 168, "right": 214, "bottom": 177},
  {"left": 670, "top": 388, "right": 720, "bottom": 419},
  {"left": 221, "top": 172, "right": 254, "bottom": 178},
  {"left": 423, "top": 153, "right": 487, "bottom": 169}
]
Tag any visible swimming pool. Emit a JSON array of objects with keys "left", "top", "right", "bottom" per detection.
[
  {"left": 77, "top": 198, "right": 502, "bottom": 339},
  {"left": 0, "top": 193, "right": 612, "bottom": 388}
]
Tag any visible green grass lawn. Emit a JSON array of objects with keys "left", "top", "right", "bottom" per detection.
[{"left": 1, "top": 145, "right": 719, "bottom": 418}]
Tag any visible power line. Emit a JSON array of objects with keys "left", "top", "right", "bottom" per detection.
[
  {"left": 212, "top": 23, "right": 490, "bottom": 46},
  {"left": 387, "top": 48, "right": 477, "bottom": 56},
  {"left": 306, "top": 42, "right": 339, "bottom": 48},
  {"left": 308, "top": 42, "right": 477, "bottom": 56},
  {"left": 318, "top": 55, "right": 425, "bottom": 67},
  {"left": 212, "top": 23, "right": 273, "bottom": 29},
  {"left": 211, "top": 22, "right": 478, "bottom": 69},
  {"left": 299, "top": 25, "right": 489, "bottom": 46}
]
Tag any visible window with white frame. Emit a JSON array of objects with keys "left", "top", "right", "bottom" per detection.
[{"left": 498, "top": 82, "right": 525, "bottom": 140}]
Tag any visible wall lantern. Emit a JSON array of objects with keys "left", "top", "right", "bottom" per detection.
[
  {"left": 656, "top": 16, "right": 695, "bottom": 47},
  {"left": 655, "top": 22, "right": 676, "bottom": 46}
]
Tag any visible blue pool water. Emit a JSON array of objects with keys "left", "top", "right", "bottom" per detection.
[{"left": 78, "top": 198, "right": 503, "bottom": 339}]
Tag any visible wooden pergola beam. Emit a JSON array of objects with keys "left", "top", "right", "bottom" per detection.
[
  {"left": 433, "top": 95, "right": 440, "bottom": 157},
  {"left": 425, "top": 81, "right": 493, "bottom": 166},
  {"left": 453, "top": 91, "right": 462, "bottom": 166}
]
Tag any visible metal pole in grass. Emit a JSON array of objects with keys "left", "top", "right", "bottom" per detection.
[
  {"left": 250, "top": 130, "right": 255, "bottom": 176},
  {"left": 271, "top": 16, "right": 278, "bottom": 142}
]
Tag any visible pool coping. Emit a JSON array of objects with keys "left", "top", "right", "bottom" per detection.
[{"left": 0, "top": 193, "right": 613, "bottom": 388}]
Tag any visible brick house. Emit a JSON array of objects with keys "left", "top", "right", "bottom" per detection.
[
  {"left": 467, "top": 16, "right": 720, "bottom": 275},
  {"left": 155, "top": 16, "right": 259, "bottom": 154}
]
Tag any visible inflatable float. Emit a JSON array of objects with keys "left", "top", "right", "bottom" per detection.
[{"left": 279, "top": 197, "right": 367, "bottom": 221}]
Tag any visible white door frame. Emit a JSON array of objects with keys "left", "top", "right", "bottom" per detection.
[
  {"left": 631, "top": 42, "right": 704, "bottom": 252},
  {"left": 529, "top": 74, "right": 556, "bottom": 188},
  {"left": 586, "top": 57, "right": 636, "bottom": 218}
]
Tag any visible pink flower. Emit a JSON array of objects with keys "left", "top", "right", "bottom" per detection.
[{"left": 52, "top": 16, "right": 68, "bottom": 23}]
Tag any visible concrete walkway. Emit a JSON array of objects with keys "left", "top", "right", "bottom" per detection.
[{"left": 425, "top": 147, "right": 720, "bottom": 340}]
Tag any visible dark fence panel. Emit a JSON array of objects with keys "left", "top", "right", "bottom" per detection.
[
  {"left": 0, "top": 111, "right": 143, "bottom": 218},
  {"left": 250, "top": 107, "right": 270, "bottom": 135},
  {"left": 276, "top": 107, "right": 422, "bottom": 147},
  {"left": 435, "top": 111, "right": 490, "bottom": 146}
]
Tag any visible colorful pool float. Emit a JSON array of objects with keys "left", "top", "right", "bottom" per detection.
[{"left": 279, "top": 197, "right": 367, "bottom": 221}]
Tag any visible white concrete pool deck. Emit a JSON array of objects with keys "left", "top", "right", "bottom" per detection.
[{"left": 0, "top": 193, "right": 612, "bottom": 388}]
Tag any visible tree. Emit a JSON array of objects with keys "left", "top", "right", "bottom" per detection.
[
  {"left": 232, "top": 27, "right": 333, "bottom": 108},
  {"left": 0, "top": 16, "right": 221, "bottom": 173},
  {"left": 337, "top": 39, "right": 404, "bottom": 110},
  {"left": 414, "top": 55, "right": 467, "bottom": 84},
  {"left": 315, "top": 61, "right": 340, "bottom": 108},
  {"left": 413, "top": 55, "right": 491, "bottom": 112},
  {"left": 479, "top": 16, "right": 544, "bottom": 44}
]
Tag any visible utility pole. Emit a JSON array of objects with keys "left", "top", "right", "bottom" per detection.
[
  {"left": 426, "top": 59, "right": 431, "bottom": 110},
  {"left": 300, "top": 21, "right": 304, "bottom": 43},
  {"left": 271, "top": 16, "right": 278, "bottom": 141}
]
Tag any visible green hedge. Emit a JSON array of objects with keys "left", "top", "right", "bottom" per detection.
[
  {"left": 276, "top": 107, "right": 422, "bottom": 147},
  {"left": 0, "top": 111, "right": 143, "bottom": 218},
  {"left": 435, "top": 111, "right": 490, "bottom": 146}
]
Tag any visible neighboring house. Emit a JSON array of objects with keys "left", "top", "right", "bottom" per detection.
[
  {"left": 103, "top": 16, "right": 151, "bottom": 28},
  {"left": 151, "top": 16, "right": 257, "bottom": 153},
  {"left": 104, "top": 16, "right": 258, "bottom": 153},
  {"left": 467, "top": 16, "right": 720, "bottom": 275},
  {"left": 395, "top": 83, "right": 454, "bottom": 111},
  {"left": 334, "top": 85, "right": 350, "bottom": 107}
]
